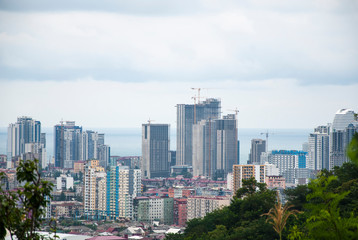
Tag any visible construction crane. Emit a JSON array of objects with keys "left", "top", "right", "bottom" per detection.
[
  {"left": 260, "top": 130, "right": 274, "bottom": 152},
  {"left": 227, "top": 107, "right": 239, "bottom": 120},
  {"left": 191, "top": 88, "right": 202, "bottom": 104},
  {"left": 147, "top": 118, "right": 155, "bottom": 125}
]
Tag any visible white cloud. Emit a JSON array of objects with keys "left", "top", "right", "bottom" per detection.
[{"left": 0, "top": 1, "right": 357, "bottom": 83}]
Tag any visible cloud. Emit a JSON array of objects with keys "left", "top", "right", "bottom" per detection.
[{"left": 0, "top": 1, "right": 357, "bottom": 85}]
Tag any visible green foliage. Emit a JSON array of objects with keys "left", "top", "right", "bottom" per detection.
[
  {"left": 262, "top": 193, "right": 302, "bottom": 240},
  {"left": 0, "top": 159, "right": 55, "bottom": 240},
  {"left": 347, "top": 133, "right": 358, "bottom": 165},
  {"left": 304, "top": 174, "right": 358, "bottom": 239},
  {"left": 173, "top": 178, "right": 277, "bottom": 240}
]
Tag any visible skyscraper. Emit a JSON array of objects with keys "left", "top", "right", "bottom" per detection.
[
  {"left": 106, "top": 165, "right": 141, "bottom": 220},
  {"left": 307, "top": 125, "right": 330, "bottom": 170},
  {"left": 54, "top": 121, "right": 82, "bottom": 169},
  {"left": 142, "top": 124, "right": 170, "bottom": 178},
  {"left": 215, "top": 114, "right": 238, "bottom": 177},
  {"left": 192, "top": 114, "right": 238, "bottom": 179},
  {"left": 192, "top": 119, "right": 216, "bottom": 177},
  {"left": 329, "top": 109, "right": 358, "bottom": 169},
  {"left": 248, "top": 139, "right": 266, "bottom": 165},
  {"left": 7, "top": 116, "right": 43, "bottom": 168},
  {"left": 176, "top": 98, "right": 221, "bottom": 167}
]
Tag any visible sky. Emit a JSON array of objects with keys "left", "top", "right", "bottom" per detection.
[{"left": 0, "top": 0, "right": 357, "bottom": 129}]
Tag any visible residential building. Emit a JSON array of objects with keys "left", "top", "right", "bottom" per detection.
[
  {"left": 192, "top": 119, "right": 217, "bottom": 178},
  {"left": 215, "top": 114, "right": 238, "bottom": 177},
  {"left": 56, "top": 174, "right": 74, "bottom": 191},
  {"left": 186, "top": 196, "right": 230, "bottom": 220},
  {"left": 106, "top": 165, "right": 141, "bottom": 220},
  {"left": 134, "top": 196, "right": 174, "bottom": 225},
  {"left": 54, "top": 121, "right": 82, "bottom": 169},
  {"left": 248, "top": 139, "right": 266, "bottom": 164},
  {"left": 329, "top": 109, "right": 358, "bottom": 169},
  {"left": 265, "top": 175, "right": 286, "bottom": 189},
  {"left": 176, "top": 98, "right": 221, "bottom": 167},
  {"left": 174, "top": 198, "right": 187, "bottom": 227},
  {"left": 142, "top": 123, "right": 170, "bottom": 178},
  {"left": 232, "top": 164, "right": 266, "bottom": 193},
  {"left": 7, "top": 116, "right": 43, "bottom": 168},
  {"left": 267, "top": 150, "right": 309, "bottom": 185},
  {"left": 307, "top": 126, "right": 330, "bottom": 170}
]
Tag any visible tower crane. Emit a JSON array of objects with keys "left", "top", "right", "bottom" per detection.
[
  {"left": 147, "top": 118, "right": 155, "bottom": 125},
  {"left": 260, "top": 130, "right": 274, "bottom": 152}
]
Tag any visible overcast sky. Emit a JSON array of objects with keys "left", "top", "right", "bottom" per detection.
[{"left": 0, "top": 0, "right": 357, "bottom": 129}]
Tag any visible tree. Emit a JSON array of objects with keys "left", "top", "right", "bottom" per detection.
[
  {"left": 262, "top": 193, "right": 301, "bottom": 240},
  {"left": 0, "top": 159, "right": 55, "bottom": 240},
  {"left": 304, "top": 174, "right": 358, "bottom": 240}
]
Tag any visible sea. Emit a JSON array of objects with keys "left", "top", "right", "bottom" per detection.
[{"left": 0, "top": 127, "right": 311, "bottom": 164}]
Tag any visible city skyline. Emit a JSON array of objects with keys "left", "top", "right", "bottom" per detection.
[{"left": 0, "top": 0, "right": 357, "bottom": 129}]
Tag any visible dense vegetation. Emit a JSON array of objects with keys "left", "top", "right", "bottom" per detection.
[{"left": 166, "top": 133, "right": 358, "bottom": 240}]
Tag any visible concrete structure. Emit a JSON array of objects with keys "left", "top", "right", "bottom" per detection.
[
  {"left": 134, "top": 196, "right": 174, "bottom": 225},
  {"left": 192, "top": 114, "right": 238, "bottom": 179},
  {"left": 51, "top": 201, "right": 83, "bottom": 218},
  {"left": 248, "top": 139, "right": 266, "bottom": 164},
  {"left": 176, "top": 98, "right": 221, "bottom": 167},
  {"left": 142, "top": 124, "right": 170, "bottom": 178},
  {"left": 83, "top": 160, "right": 107, "bottom": 218},
  {"left": 232, "top": 164, "right": 266, "bottom": 193},
  {"left": 329, "top": 109, "right": 358, "bottom": 169},
  {"left": 74, "top": 160, "right": 85, "bottom": 173},
  {"left": 187, "top": 196, "right": 230, "bottom": 220},
  {"left": 307, "top": 126, "right": 330, "bottom": 170},
  {"left": 54, "top": 121, "right": 83, "bottom": 169},
  {"left": 106, "top": 166, "right": 141, "bottom": 220},
  {"left": 267, "top": 150, "right": 309, "bottom": 185},
  {"left": 56, "top": 174, "right": 74, "bottom": 191},
  {"left": 192, "top": 119, "right": 217, "bottom": 178},
  {"left": 54, "top": 122, "right": 110, "bottom": 169},
  {"left": 215, "top": 114, "right": 238, "bottom": 177},
  {"left": 174, "top": 198, "right": 187, "bottom": 227},
  {"left": 7, "top": 116, "right": 43, "bottom": 168},
  {"left": 265, "top": 175, "right": 286, "bottom": 189},
  {"left": 23, "top": 142, "right": 47, "bottom": 168}
]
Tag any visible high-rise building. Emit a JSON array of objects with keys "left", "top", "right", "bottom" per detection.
[
  {"left": 266, "top": 150, "right": 309, "bottom": 185},
  {"left": 176, "top": 98, "right": 221, "bottom": 167},
  {"left": 329, "top": 109, "right": 358, "bottom": 169},
  {"left": 192, "top": 114, "right": 238, "bottom": 179},
  {"left": 215, "top": 114, "right": 238, "bottom": 178},
  {"left": 82, "top": 130, "right": 98, "bottom": 161},
  {"left": 307, "top": 126, "right": 330, "bottom": 170},
  {"left": 83, "top": 159, "right": 107, "bottom": 219},
  {"left": 248, "top": 139, "right": 266, "bottom": 164},
  {"left": 54, "top": 121, "right": 82, "bottom": 169},
  {"left": 232, "top": 164, "right": 266, "bottom": 193},
  {"left": 54, "top": 122, "right": 110, "bottom": 169},
  {"left": 192, "top": 119, "right": 216, "bottom": 177},
  {"left": 7, "top": 116, "right": 44, "bottom": 169},
  {"left": 142, "top": 124, "right": 170, "bottom": 178},
  {"left": 106, "top": 165, "right": 141, "bottom": 220}
]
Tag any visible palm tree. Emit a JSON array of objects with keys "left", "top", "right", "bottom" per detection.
[{"left": 262, "top": 192, "right": 302, "bottom": 240}]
